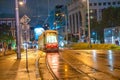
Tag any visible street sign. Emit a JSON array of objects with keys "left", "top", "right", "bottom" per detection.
[{"left": 20, "top": 15, "right": 31, "bottom": 24}]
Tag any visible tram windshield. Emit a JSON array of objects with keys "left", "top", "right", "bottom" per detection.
[{"left": 46, "top": 32, "right": 57, "bottom": 43}]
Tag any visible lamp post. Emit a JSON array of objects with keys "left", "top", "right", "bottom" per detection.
[
  {"left": 87, "top": 0, "right": 91, "bottom": 46},
  {"left": 86, "top": 0, "right": 91, "bottom": 46},
  {"left": 83, "top": 0, "right": 91, "bottom": 46},
  {"left": 15, "top": 0, "right": 21, "bottom": 59}
]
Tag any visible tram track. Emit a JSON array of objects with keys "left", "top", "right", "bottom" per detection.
[
  {"left": 60, "top": 50, "right": 120, "bottom": 80},
  {"left": 38, "top": 50, "right": 120, "bottom": 80},
  {"left": 45, "top": 52, "right": 95, "bottom": 80},
  {"left": 46, "top": 54, "right": 59, "bottom": 80}
]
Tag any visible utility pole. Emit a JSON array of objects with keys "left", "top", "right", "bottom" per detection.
[
  {"left": 87, "top": 0, "right": 91, "bottom": 47},
  {"left": 15, "top": 0, "right": 21, "bottom": 59}
]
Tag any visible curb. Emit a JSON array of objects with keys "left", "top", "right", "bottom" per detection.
[{"left": 35, "top": 54, "right": 42, "bottom": 80}]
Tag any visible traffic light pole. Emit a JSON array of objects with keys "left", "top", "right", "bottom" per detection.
[{"left": 15, "top": 0, "right": 21, "bottom": 59}]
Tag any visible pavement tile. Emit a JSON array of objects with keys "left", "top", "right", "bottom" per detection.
[{"left": 0, "top": 50, "right": 39, "bottom": 80}]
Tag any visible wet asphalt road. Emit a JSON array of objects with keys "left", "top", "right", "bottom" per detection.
[
  {"left": 46, "top": 50, "right": 120, "bottom": 80},
  {"left": 47, "top": 52, "right": 92, "bottom": 80}
]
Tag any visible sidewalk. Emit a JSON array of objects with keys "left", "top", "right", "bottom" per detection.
[{"left": 0, "top": 49, "right": 40, "bottom": 80}]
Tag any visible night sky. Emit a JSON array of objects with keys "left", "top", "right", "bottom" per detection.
[{"left": 0, "top": 0, "right": 69, "bottom": 26}]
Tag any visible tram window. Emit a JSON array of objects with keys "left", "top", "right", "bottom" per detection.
[{"left": 46, "top": 33, "right": 57, "bottom": 43}]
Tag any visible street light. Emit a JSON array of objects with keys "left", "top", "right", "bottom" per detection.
[
  {"left": 15, "top": 0, "right": 26, "bottom": 59},
  {"left": 15, "top": 0, "right": 21, "bottom": 59},
  {"left": 19, "top": 1, "right": 24, "bottom": 5},
  {"left": 19, "top": 0, "right": 26, "bottom": 5},
  {"left": 83, "top": 0, "right": 91, "bottom": 47}
]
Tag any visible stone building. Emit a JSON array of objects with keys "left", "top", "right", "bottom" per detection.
[
  {"left": 67, "top": 0, "right": 120, "bottom": 42},
  {"left": 0, "top": 18, "right": 32, "bottom": 48}
]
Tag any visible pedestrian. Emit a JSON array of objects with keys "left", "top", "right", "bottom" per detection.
[{"left": 115, "top": 40, "right": 119, "bottom": 45}]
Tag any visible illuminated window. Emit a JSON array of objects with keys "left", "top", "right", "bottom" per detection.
[{"left": 46, "top": 33, "right": 57, "bottom": 43}]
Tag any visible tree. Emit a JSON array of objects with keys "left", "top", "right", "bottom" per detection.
[
  {"left": 102, "top": 7, "right": 120, "bottom": 27},
  {"left": 0, "top": 24, "right": 14, "bottom": 55},
  {"left": 90, "top": 18, "right": 104, "bottom": 42},
  {"left": 90, "top": 7, "right": 120, "bottom": 43}
]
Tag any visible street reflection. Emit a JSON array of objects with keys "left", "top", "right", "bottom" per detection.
[
  {"left": 91, "top": 50, "right": 98, "bottom": 68},
  {"left": 92, "top": 50, "right": 97, "bottom": 63},
  {"left": 47, "top": 53, "right": 77, "bottom": 78},
  {"left": 107, "top": 50, "right": 114, "bottom": 71},
  {"left": 64, "top": 65, "right": 68, "bottom": 72},
  {"left": 57, "top": 50, "right": 120, "bottom": 79},
  {"left": 47, "top": 53, "right": 59, "bottom": 76},
  {"left": 64, "top": 65, "right": 69, "bottom": 78}
]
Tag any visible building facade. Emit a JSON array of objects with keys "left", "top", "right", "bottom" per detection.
[
  {"left": 0, "top": 18, "right": 16, "bottom": 49},
  {"left": 67, "top": 0, "right": 120, "bottom": 42},
  {"left": 104, "top": 27, "right": 120, "bottom": 45},
  {"left": 67, "top": 0, "right": 86, "bottom": 42},
  {"left": 0, "top": 18, "right": 32, "bottom": 48},
  {"left": 89, "top": 0, "right": 120, "bottom": 21},
  {"left": 0, "top": 18, "right": 16, "bottom": 39}
]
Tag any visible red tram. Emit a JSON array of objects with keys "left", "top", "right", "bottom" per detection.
[{"left": 38, "top": 30, "right": 59, "bottom": 52}]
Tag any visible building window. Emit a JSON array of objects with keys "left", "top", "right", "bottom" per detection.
[
  {"left": 98, "top": 3, "right": 102, "bottom": 6},
  {"left": 94, "top": 3, "right": 97, "bottom": 6},
  {"left": 8, "top": 23, "right": 11, "bottom": 26},
  {"left": 112, "top": 2, "right": 116, "bottom": 5},
  {"left": 108, "top": 2, "right": 111, "bottom": 5},
  {"left": 103, "top": 2, "right": 106, "bottom": 6},
  {"left": 90, "top": 3, "right": 92, "bottom": 6},
  {"left": 118, "top": 1, "right": 120, "bottom": 4}
]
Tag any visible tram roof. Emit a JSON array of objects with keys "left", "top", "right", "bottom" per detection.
[{"left": 44, "top": 30, "right": 58, "bottom": 33}]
